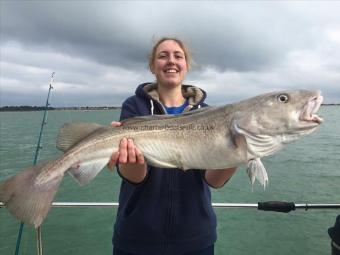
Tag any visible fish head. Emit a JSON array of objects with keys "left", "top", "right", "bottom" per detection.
[{"left": 232, "top": 90, "right": 323, "bottom": 157}]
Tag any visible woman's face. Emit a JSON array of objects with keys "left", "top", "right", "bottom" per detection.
[{"left": 151, "top": 40, "right": 188, "bottom": 88}]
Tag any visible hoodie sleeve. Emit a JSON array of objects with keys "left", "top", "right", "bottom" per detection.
[{"left": 119, "top": 97, "right": 141, "bottom": 121}]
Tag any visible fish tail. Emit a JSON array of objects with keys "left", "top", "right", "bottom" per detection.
[{"left": 0, "top": 160, "right": 63, "bottom": 228}]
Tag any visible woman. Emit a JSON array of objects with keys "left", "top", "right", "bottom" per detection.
[{"left": 108, "top": 37, "right": 237, "bottom": 255}]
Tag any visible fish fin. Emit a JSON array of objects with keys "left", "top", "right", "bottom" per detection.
[
  {"left": 177, "top": 105, "right": 215, "bottom": 116},
  {"left": 122, "top": 115, "right": 180, "bottom": 125},
  {"left": 122, "top": 116, "right": 159, "bottom": 125},
  {"left": 67, "top": 158, "right": 109, "bottom": 186},
  {"left": 247, "top": 134, "right": 281, "bottom": 157},
  {"left": 0, "top": 160, "right": 63, "bottom": 228},
  {"left": 232, "top": 121, "right": 282, "bottom": 158},
  {"left": 247, "top": 158, "right": 269, "bottom": 190},
  {"left": 57, "top": 122, "right": 105, "bottom": 152}
]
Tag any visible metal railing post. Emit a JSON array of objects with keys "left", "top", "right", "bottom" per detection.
[{"left": 36, "top": 227, "right": 43, "bottom": 255}]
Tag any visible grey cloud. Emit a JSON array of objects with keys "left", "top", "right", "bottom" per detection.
[
  {"left": 1, "top": 1, "right": 340, "bottom": 106},
  {"left": 1, "top": 2, "right": 150, "bottom": 69},
  {"left": 3, "top": 1, "right": 328, "bottom": 72}
]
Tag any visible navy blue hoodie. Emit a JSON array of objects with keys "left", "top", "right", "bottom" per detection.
[{"left": 113, "top": 83, "right": 217, "bottom": 255}]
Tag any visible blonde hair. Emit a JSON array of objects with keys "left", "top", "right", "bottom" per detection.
[{"left": 148, "top": 37, "right": 193, "bottom": 71}]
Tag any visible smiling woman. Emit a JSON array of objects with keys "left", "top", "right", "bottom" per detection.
[{"left": 108, "top": 37, "right": 237, "bottom": 255}]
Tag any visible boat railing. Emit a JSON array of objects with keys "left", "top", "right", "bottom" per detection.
[
  {"left": 3, "top": 201, "right": 340, "bottom": 209},
  {"left": 1, "top": 201, "right": 340, "bottom": 255}
]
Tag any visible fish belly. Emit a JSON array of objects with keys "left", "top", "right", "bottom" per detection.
[{"left": 134, "top": 131, "right": 245, "bottom": 170}]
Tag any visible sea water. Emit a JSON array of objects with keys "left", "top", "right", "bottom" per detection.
[{"left": 0, "top": 107, "right": 339, "bottom": 255}]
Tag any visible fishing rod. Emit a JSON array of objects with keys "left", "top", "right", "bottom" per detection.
[
  {"left": 14, "top": 72, "right": 55, "bottom": 255},
  {"left": 33, "top": 72, "right": 55, "bottom": 165}
]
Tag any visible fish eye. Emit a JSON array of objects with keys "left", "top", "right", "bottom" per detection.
[{"left": 277, "top": 94, "right": 289, "bottom": 103}]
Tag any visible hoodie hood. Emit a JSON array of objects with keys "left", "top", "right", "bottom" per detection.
[{"left": 135, "top": 82, "right": 207, "bottom": 108}]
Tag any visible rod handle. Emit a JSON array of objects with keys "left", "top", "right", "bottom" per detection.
[{"left": 258, "top": 201, "right": 296, "bottom": 213}]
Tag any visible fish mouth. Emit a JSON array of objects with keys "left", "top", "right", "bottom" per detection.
[{"left": 299, "top": 93, "right": 323, "bottom": 125}]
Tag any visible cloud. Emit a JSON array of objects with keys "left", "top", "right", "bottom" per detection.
[
  {"left": 1, "top": 43, "right": 154, "bottom": 106},
  {"left": 1, "top": 1, "right": 340, "bottom": 106}
]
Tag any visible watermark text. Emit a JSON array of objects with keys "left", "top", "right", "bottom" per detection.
[{"left": 122, "top": 123, "right": 215, "bottom": 131}]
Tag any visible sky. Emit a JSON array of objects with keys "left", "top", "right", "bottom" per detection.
[{"left": 1, "top": 1, "right": 340, "bottom": 107}]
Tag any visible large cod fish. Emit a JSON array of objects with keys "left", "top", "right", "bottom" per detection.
[{"left": 0, "top": 90, "right": 323, "bottom": 228}]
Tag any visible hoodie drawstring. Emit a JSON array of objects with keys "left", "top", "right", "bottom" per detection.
[{"left": 150, "top": 100, "right": 154, "bottom": 115}]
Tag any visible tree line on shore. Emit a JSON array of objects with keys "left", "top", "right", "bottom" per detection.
[{"left": 0, "top": 106, "right": 121, "bottom": 111}]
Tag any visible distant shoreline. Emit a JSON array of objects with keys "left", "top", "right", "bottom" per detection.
[
  {"left": 0, "top": 104, "right": 339, "bottom": 112},
  {"left": 0, "top": 106, "right": 121, "bottom": 112}
]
